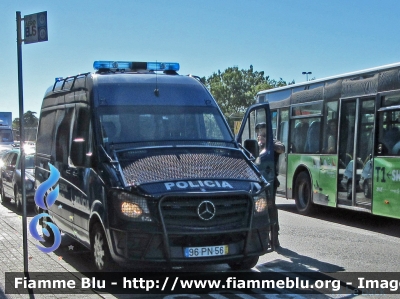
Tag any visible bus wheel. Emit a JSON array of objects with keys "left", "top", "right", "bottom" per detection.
[
  {"left": 295, "top": 171, "right": 314, "bottom": 215},
  {"left": 91, "top": 223, "right": 111, "bottom": 271},
  {"left": 228, "top": 256, "right": 259, "bottom": 270}
]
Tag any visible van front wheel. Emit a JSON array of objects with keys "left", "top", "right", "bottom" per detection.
[
  {"left": 228, "top": 256, "right": 259, "bottom": 270},
  {"left": 91, "top": 223, "right": 112, "bottom": 271}
]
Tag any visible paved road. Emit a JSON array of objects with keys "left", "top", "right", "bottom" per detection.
[{"left": 2, "top": 195, "right": 397, "bottom": 299}]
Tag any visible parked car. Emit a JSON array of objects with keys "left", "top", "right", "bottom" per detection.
[
  {"left": 0, "top": 148, "right": 35, "bottom": 210},
  {"left": 340, "top": 158, "right": 364, "bottom": 199},
  {"left": 359, "top": 159, "right": 373, "bottom": 198}
]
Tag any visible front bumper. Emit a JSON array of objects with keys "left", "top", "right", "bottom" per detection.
[{"left": 108, "top": 192, "right": 272, "bottom": 266}]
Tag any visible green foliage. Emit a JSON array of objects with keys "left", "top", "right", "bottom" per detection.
[
  {"left": 12, "top": 110, "right": 38, "bottom": 129},
  {"left": 12, "top": 111, "right": 38, "bottom": 141},
  {"left": 204, "top": 65, "right": 294, "bottom": 121}
]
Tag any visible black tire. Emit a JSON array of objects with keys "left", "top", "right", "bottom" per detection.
[
  {"left": 91, "top": 223, "right": 112, "bottom": 271},
  {"left": 1, "top": 183, "right": 10, "bottom": 203},
  {"left": 228, "top": 256, "right": 259, "bottom": 271},
  {"left": 294, "top": 171, "right": 314, "bottom": 215},
  {"left": 15, "top": 188, "right": 22, "bottom": 211}
]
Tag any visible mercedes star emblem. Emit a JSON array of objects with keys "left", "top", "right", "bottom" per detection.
[{"left": 197, "top": 200, "right": 216, "bottom": 221}]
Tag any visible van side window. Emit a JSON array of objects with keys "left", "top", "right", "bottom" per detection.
[
  {"left": 36, "top": 110, "right": 57, "bottom": 156},
  {"left": 55, "top": 107, "right": 75, "bottom": 166},
  {"left": 70, "top": 105, "right": 92, "bottom": 166}
]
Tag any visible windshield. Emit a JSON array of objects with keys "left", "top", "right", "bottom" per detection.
[
  {"left": 97, "top": 105, "right": 233, "bottom": 146},
  {"left": 18, "top": 154, "right": 35, "bottom": 169}
]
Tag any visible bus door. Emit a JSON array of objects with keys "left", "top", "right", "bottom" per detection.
[
  {"left": 271, "top": 108, "right": 289, "bottom": 196},
  {"left": 374, "top": 92, "right": 400, "bottom": 218},
  {"left": 337, "top": 97, "right": 375, "bottom": 210}
]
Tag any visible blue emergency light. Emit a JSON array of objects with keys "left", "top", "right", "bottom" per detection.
[{"left": 93, "top": 61, "right": 180, "bottom": 72}]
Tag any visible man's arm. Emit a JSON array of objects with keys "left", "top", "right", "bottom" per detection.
[{"left": 273, "top": 139, "right": 285, "bottom": 154}]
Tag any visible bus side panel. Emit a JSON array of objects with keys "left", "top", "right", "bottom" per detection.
[
  {"left": 318, "top": 155, "right": 338, "bottom": 208},
  {"left": 372, "top": 158, "right": 400, "bottom": 219},
  {"left": 287, "top": 154, "right": 337, "bottom": 207}
]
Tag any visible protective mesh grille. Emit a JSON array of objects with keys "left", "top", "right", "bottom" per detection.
[
  {"left": 120, "top": 153, "right": 259, "bottom": 186},
  {"left": 161, "top": 195, "right": 250, "bottom": 232}
]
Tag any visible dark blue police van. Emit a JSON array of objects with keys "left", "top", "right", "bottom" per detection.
[{"left": 35, "top": 61, "right": 276, "bottom": 271}]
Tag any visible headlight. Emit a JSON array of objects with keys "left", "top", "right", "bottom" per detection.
[
  {"left": 113, "top": 191, "right": 152, "bottom": 222},
  {"left": 254, "top": 191, "right": 268, "bottom": 213},
  {"left": 25, "top": 180, "right": 34, "bottom": 191},
  {"left": 121, "top": 202, "right": 143, "bottom": 218}
]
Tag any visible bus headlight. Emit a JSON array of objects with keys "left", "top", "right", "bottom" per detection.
[
  {"left": 113, "top": 191, "right": 152, "bottom": 222},
  {"left": 254, "top": 191, "right": 268, "bottom": 213}
]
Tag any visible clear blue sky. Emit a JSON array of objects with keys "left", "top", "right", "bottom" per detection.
[{"left": 2, "top": 0, "right": 400, "bottom": 121}]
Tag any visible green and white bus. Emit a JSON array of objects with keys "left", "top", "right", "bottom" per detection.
[{"left": 256, "top": 62, "right": 400, "bottom": 219}]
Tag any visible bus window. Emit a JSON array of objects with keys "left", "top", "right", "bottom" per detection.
[
  {"left": 378, "top": 110, "right": 400, "bottom": 155},
  {"left": 291, "top": 119, "right": 309, "bottom": 153},
  {"left": 271, "top": 110, "right": 277, "bottom": 138},
  {"left": 278, "top": 109, "right": 289, "bottom": 147},
  {"left": 290, "top": 117, "right": 321, "bottom": 153},
  {"left": 304, "top": 120, "right": 321, "bottom": 153},
  {"left": 322, "top": 101, "right": 338, "bottom": 154},
  {"left": 358, "top": 100, "right": 375, "bottom": 162},
  {"left": 290, "top": 102, "right": 322, "bottom": 153}
]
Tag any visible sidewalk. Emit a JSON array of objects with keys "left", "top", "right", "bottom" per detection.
[{"left": 0, "top": 201, "right": 117, "bottom": 299}]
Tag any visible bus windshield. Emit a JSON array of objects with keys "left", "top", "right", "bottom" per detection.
[{"left": 97, "top": 105, "right": 233, "bottom": 146}]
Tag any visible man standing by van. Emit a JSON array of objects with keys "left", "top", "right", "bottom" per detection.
[{"left": 255, "top": 122, "right": 284, "bottom": 247}]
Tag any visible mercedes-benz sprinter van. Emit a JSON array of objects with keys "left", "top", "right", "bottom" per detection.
[{"left": 35, "top": 61, "right": 276, "bottom": 271}]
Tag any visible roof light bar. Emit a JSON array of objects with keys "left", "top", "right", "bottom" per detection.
[{"left": 93, "top": 61, "right": 180, "bottom": 72}]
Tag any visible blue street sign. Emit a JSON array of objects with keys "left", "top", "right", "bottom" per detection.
[{"left": 24, "top": 11, "right": 48, "bottom": 44}]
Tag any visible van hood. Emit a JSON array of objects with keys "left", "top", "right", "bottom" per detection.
[{"left": 116, "top": 147, "right": 262, "bottom": 189}]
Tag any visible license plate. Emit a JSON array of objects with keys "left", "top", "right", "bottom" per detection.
[{"left": 184, "top": 245, "right": 228, "bottom": 258}]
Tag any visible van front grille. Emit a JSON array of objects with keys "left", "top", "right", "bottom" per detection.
[{"left": 160, "top": 195, "right": 251, "bottom": 232}]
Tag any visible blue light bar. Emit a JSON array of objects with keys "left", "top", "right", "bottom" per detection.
[{"left": 93, "top": 61, "right": 180, "bottom": 72}]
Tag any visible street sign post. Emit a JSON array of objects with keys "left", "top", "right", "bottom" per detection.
[
  {"left": 16, "top": 10, "right": 48, "bottom": 278},
  {"left": 24, "top": 11, "right": 48, "bottom": 44}
]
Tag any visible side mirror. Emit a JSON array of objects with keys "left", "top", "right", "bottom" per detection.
[{"left": 244, "top": 139, "right": 259, "bottom": 158}]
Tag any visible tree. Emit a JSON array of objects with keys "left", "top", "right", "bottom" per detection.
[
  {"left": 205, "top": 65, "right": 294, "bottom": 129},
  {"left": 12, "top": 111, "right": 38, "bottom": 141}
]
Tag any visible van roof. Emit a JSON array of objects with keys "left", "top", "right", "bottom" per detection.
[
  {"left": 94, "top": 73, "right": 216, "bottom": 107},
  {"left": 43, "top": 71, "right": 217, "bottom": 109}
]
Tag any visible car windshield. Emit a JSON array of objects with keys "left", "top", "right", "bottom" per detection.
[
  {"left": 97, "top": 105, "right": 233, "bottom": 146},
  {"left": 17, "top": 154, "right": 35, "bottom": 169}
]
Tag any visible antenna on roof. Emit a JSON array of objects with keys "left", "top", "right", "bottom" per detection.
[{"left": 154, "top": 60, "right": 159, "bottom": 97}]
